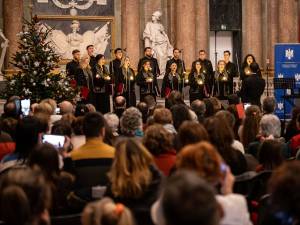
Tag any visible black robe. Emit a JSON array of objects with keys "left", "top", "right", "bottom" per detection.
[
  {"left": 165, "top": 58, "right": 186, "bottom": 76},
  {"left": 66, "top": 60, "right": 80, "bottom": 79},
  {"left": 213, "top": 71, "right": 231, "bottom": 100},
  {"left": 77, "top": 68, "right": 95, "bottom": 104},
  {"left": 161, "top": 72, "right": 183, "bottom": 98},
  {"left": 137, "top": 56, "right": 160, "bottom": 77},
  {"left": 115, "top": 67, "right": 136, "bottom": 107},
  {"left": 92, "top": 65, "right": 112, "bottom": 113},
  {"left": 192, "top": 58, "right": 214, "bottom": 92},
  {"left": 109, "top": 58, "right": 122, "bottom": 86},
  {"left": 225, "top": 61, "right": 238, "bottom": 95},
  {"left": 136, "top": 69, "right": 158, "bottom": 101},
  {"left": 188, "top": 72, "right": 209, "bottom": 102},
  {"left": 89, "top": 55, "right": 97, "bottom": 69}
]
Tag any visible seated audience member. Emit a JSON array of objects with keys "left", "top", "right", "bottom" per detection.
[
  {"left": 248, "top": 114, "right": 286, "bottom": 158},
  {"left": 34, "top": 102, "right": 53, "bottom": 116},
  {"left": 209, "top": 97, "right": 222, "bottom": 113},
  {"left": 51, "top": 120, "right": 72, "bottom": 138},
  {"left": 0, "top": 130, "right": 15, "bottom": 161},
  {"left": 70, "top": 112, "right": 115, "bottom": 161},
  {"left": 190, "top": 99, "right": 206, "bottom": 123},
  {"left": 59, "top": 100, "right": 74, "bottom": 115},
  {"left": 205, "top": 116, "right": 247, "bottom": 175},
  {"left": 85, "top": 103, "right": 96, "bottom": 112},
  {"left": 285, "top": 106, "right": 300, "bottom": 142},
  {"left": 0, "top": 116, "right": 41, "bottom": 173},
  {"left": 153, "top": 108, "right": 176, "bottom": 134},
  {"left": 71, "top": 116, "right": 86, "bottom": 149},
  {"left": 143, "top": 124, "right": 176, "bottom": 176},
  {"left": 0, "top": 168, "right": 51, "bottom": 225},
  {"left": 60, "top": 113, "right": 76, "bottom": 125},
  {"left": 104, "top": 113, "right": 120, "bottom": 137},
  {"left": 82, "top": 197, "right": 135, "bottom": 225},
  {"left": 175, "top": 142, "right": 252, "bottom": 225},
  {"left": 203, "top": 98, "right": 215, "bottom": 117},
  {"left": 120, "top": 107, "right": 143, "bottom": 138},
  {"left": 74, "top": 103, "right": 89, "bottom": 117},
  {"left": 105, "top": 138, "right": 162, "bottom": 225},
  {"left": 288, "top": 113, "right": 300, "bottom": 157},
  {"left": 170, "top": 104, "right": 192, "bottom": 131},
  {"left": 28, "top": 143, "right": 75, "bottom": 215},
  {"left": 262, "top": 96, "right": 276, "bottom": 115},
  {"left": 256, "top": 140, "right": 284, "bottom": 172},
  {"left": 165, "top": 90, "right": 185, "bottom": 109},
  {"left": 227, "top": 94, "right": 240, "bottom": 105},
  {"left": 176, "top": 121, "right": 209, "bottom": 151},
  {"left": 41, "top": 98, "right": 61, "bottom": 124},
  {"left": 114, "top": 95, "right": 127, "bottom": 118},
  {"left": 137, "top": 101, "right": 149, "bottom": 127},
  {"left": 2, "top": 101, "right": 19, "bottom": 119},
  {"left": 216, "top": 110, "right": 245, "bottom": 154},
  {"left": 239, "top": 105, "right": 261, "bottom": 149},
  {"left": 260, "top": 162, "right": 300, "bottom": 225},
  {"left": 151, "top": 170, "right": 221, "bottom": 225},
  {"left": 144, "top": 95, "right": 157, "bottom": 115},
  {"left": 0, "top": 117, "right": 18, "bottom": 141}
]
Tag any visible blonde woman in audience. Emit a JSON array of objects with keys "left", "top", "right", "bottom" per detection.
[{"left": 82, "top": 197, "right": 135, "bottom": 225}]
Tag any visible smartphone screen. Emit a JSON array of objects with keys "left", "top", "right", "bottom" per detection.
[
  {"left": 243, "top": 103, "right": 251, "bottom": 110},
  {"left": 21, "top": 99, "right": 31, "bottom": 116},
  {"left": 42, "top": 134, "right": 65, "bottom": 149}
]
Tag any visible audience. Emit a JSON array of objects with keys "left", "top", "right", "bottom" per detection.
[
  {"left": 82, "top": 197, "right": 135, "bottom": 225},
  {"left": 143, "top": 124, "right": 176, "bottom": 176},
  {"left": 28, "top": 143, "right": 75, "bottom": 215},
  {"left": 152, "top": 107, "right": 176, "bottom": 134},
  {"left": 239, "top": 105, "right": 261, "bottom": 149},
  {"left": 176, "top": 142, "right": 252, "bottom": 225},
  {"left": 0, "top": 168, "right": 51, "bottom": 225},
  {"left": 190, "top": 99, "right": 206, "bottom": 123},
  {"left": 205, "top": 116, "right": 247, "bottom": 175},
  {"left": 106, "top": 138, "right": 162, "bottom": 225},
  {"left": 120, "top": 107, "right": 143, "bottom": 138},
  {"left": 70, "top": 112, "right": 115, "bottom": 161},
  {"left": 59, "top": 100, "right": 74, "bottom": 115},
  {"left": 170, "top": 104, "right": 192, "bottom": 131},
  {"left": 176, "top": 121, "right": 209, "bottom": 151},
  {"left": 256, "top": 140, "right": 284, "bottom": 172},
  {"left": 151, "top": 170, "right": 221, "bottom": 225},
  {"left": 0, "top": 116, "right": 41, "bottom": 173},
  {"left": 262, "top": 96, "right": 276, "bottom": 115},
  {"left": 0, "top": 92, "right": 300, "bottom": 225},
  {"left": 114, "top": 96, "right": 127, "bottom": 118}
]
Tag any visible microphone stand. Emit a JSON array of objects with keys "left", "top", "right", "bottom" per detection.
[
  {"left": 180, "top": 49, "right": 185, "bottom": 98},
  {"left": 266, "top": 59, "right": 270, "bottom": 96}
]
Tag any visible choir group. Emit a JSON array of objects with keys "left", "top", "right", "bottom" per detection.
[{"left": 66, "top": 45, "right": 266, "bottom": 114}]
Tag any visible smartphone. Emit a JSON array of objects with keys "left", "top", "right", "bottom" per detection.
[
  {"left": 55, "top": 108, "right": 60, "bottom": 115},
  {"left": 42, "top": 134, "right": 65, "bottom": 149},
  {"left": 21, "top": 99, "right": 31, "bottom": 116},
  {"left": 243, "top": 103, "right": 251, "bottom": 110},
  {"left": 14, "top": 99, "right": 21, "bottom": 115}
]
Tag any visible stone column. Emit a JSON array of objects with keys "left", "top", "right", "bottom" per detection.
[
  {"left": 121, "top": 0, "right": 140, "bottom": 70},
  {"left": 242, "top": 0, "right": 263, "bottom": 66},
  {"left": 3, "top": 0, "right": 24, "bottom": 68},
  {"left": 176, "top": 0, "right": 195, "bottom": 69},
  {"left": 195, "top": 0, "right": 209, "bottom": 56},
  {"left": 266, "top": 0, "right": 278, "bottom": 68},
  {"left": 278, "top": 0, "right": 298, "bottom": 43}
]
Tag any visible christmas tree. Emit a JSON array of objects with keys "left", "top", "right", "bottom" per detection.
[{"left": 1, "top": 16, "right": 78, "bottom": 102}]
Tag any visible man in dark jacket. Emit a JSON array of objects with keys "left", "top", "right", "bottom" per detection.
[{"left": 240, "top": 62, "right": 266, "bottom": 106}]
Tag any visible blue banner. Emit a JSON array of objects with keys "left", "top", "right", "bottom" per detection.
[{"left": 274, "top": 44, "right": 300, "bottom": 119}]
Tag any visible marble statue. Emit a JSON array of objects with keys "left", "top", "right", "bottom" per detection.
[
  {"left": 39, "top": 20, "right": 111, "bottom": 59},
  {"left": 143, "top": 11, "right": 173, "bottom": 76},
  {"left": 0, "top": 29, "right": 9, "bottom": 77}
]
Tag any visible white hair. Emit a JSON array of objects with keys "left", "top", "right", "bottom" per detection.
[{"left": 259, "top": 114, "right": 281, "bottom": 138}]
